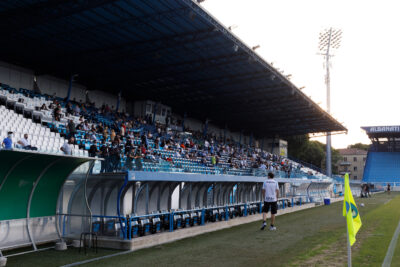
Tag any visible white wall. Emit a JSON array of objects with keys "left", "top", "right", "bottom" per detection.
[
  {"left": 0, "top": 61, "right": 128, "bottom": 111},
  {"left": 90, "top": 90, "right": 126, "bottom": 111},
  {"left": 0, "top": 61, "right": 34, "bottom": 90}
]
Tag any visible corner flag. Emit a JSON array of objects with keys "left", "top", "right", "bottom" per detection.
[{"left": 342, "top": 173, "right": 362, "bottom": 246}]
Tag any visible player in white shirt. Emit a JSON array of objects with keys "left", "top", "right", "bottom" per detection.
[{"left": 261, "top": 172, "right": 279, "bottom": 231}]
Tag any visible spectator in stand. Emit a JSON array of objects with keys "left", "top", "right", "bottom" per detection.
[
  {"left": 141, "top": 133, "right": 148, "bottom": 149},
  {"left": 141, "top": 145, "right": 146, "bottom": 155},
  {"left": 73, "top": 104, "right": 81, "bottom": 116},
  {"left": 88, "top": 131, "right": 97, "bottom": 142},
  {"left": 60, "top": 137, "right": 74, "bottom": 155},
  {"left": 97, "top": 123, "right": 104, "bottom": 134},
  {"left": 66, "top": 102, "right": 73, "bottom": 116},
  {"left": 110, "top": 129, "right": 116, "bottom": 142},
  {"left": 88, "top": 143, "right": 98, "bottom": 157},
  {"left": 103, "top": 126, "right": 109, "bottom": 140},
  {"left": 40, "top": 103, "right": 48, "bottom": 111},
  {"left": 120, "top": 123, "right": 126, "bottom": 137},
  {"left": 53, "top": 104, "right": 62, "bottom": 121},
  {"left": 125, "top": 149, "right": 135, "bottom": 170},
  {"left": 211, "top": 154, "right": 216, "bottom": 165},
  {"left": 125, "top": 137, "right": 133, "bottom": 154},
  {"left": 134, "top": 150, "right": 143, "bottom": 171},
  {"left": 67, "top": 119, "right": 77, "bottom": 139},
  {"left": 2, "top": 131, "right": 13, "bottom": 149},
  {"left": 17, "top": 134, "right": 37, "bottom": 150},
  {"left": 259, "top": 162, "right": 266, "bottom": 170},
  {"left": 100, "top": 141, "right": 110, "bottom": 173},
  {"left": 109, "top": 141, "right": 120, "bottom": 171}
]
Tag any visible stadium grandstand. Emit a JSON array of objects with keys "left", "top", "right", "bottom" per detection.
[
  {"left": 0, "top": 1, "right": 358, "bottom": 265},
  {"left": 362, "top": 125, "right": 400, "bottom": 187}
]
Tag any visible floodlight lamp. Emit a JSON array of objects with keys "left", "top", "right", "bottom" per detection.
[
  {"left": 252, "top": 45, "right": 260, "bottom": 50},
  {"left": 228, "top": 24, "right": 238, "bottom": 30}
]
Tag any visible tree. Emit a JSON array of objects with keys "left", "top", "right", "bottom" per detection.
[
  {"left": 348, "top": 143, "right": 369, "bottom": 151},
  {"left": 287, "top": 135, "right": 341, "bottom": 174}
]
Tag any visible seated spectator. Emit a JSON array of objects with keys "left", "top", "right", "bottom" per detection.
[
  {"left": 40, "top": 104, "right": 48, "bottom": 111},
  {"left": 141, "top": 145, "right": 146, "bottom": 155},
  {"left": 60, "top": 137, "right": 74, "bottom": 155},
  {"left": 66, "top": 102, "right": 73, "bottom": 115},
  {"left": 2, "top": 131, "right": 13, "bottom": 149},
  {"left": 88, "top": 131, "right": 97, "bottom": 142},
  {"left": 73, "top": 104, "right": 81, "bottom": 116},
  {"left": 17, "top": 134, "right": 37, "bottom": 150},
  {"left": 259, "top": 162, "right": 266, "bottom": 170}
]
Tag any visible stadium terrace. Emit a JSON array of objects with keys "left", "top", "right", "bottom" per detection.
[{"left": 0, "top": 1, "right": 362, "bottom": 266}]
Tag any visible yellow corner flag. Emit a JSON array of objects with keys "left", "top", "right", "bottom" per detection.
[{"left": 342, "top": 173, "right": 362, "bottom": 246}]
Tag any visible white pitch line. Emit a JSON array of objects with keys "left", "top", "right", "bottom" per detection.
[
  {"left": 382, "top": 219, "right": 400, "bottom": 267},
  {"left": 60, "top": 250, "right": 133, "bottom": 267}
]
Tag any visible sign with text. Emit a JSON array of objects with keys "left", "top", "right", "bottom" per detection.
[{"left": 362, "top": 126, "right": 400, "bottom": 134}]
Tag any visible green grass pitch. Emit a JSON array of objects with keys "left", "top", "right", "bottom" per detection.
[{"left": 6, "top": 192, "right": 400, "bottom": 267}]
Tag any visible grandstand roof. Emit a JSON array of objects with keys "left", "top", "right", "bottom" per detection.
[
  {"left": 362, "top": 126, "right": 400, "bottom": 139},
  {"left": 0, "top": 0, "right": 346, "bottom": 137}
]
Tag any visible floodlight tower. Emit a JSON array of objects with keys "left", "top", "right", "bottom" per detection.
[{"left": 318, "top": 28, "right": 342, "bottom": 177}]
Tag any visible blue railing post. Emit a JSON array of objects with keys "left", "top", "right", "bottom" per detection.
[
  {"left": 225, "top": 205, "right": 229, "bottom": 221},
  {"left": 62, "top": 215, "right": 66, "bottom": 237},
  {"left": 291, "top": 198, "right": 294, "bottom": 207},
  {"left": 244, "top": 203, "right": 247, "bottom": 217},
  {"left": 125, "top": 218, "right": 128, "bottom": 240},
  {"left": 300, "top": 198, "right": 302, "bottom": 206},
  {"left": 259, "top": 201, "right": 262, "bottom": 213},
  {"left": 201, "top": 208, "right": 205, "bottom": 225},
  {"left": 169, "top": 212, "right": 174, "bottom": 232},
  {"left": 282, "top": 200, "right": 285, "bottom": 209},
  {"left": 127, "top": 217, "right": 131, "bottom": 240}
]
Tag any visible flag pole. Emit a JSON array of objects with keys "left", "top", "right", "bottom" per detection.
[{"left": 347, "top": 215, "right": 352, "bottom": 267}]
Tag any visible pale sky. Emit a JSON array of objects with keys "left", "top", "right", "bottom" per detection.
[{"left": 202, "top": 0, "right": 400, "bottom": 149}]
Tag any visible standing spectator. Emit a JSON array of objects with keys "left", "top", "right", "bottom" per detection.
[
  {"left": 110, "top": 129, "right": 116, "bottom": 142},
  {"left": 134, "top": 150, "right": 143, "bottom": 171},
  {"left": 67, "top": 119, "right": 77, "bottom": 139},
  {"left": 125, "top": 149, "right": 135, "bottom": 170},
  {"left": 2, "top": 131, "right": 13, "bottom": 149},
  {"left": 109, "top": 141, "right": 120, "bottom": 171},
  {"left": 54, "top": 104, "right": 62, "bottom": 121},
  {"left": 66, "top": 102, "right": 73, "bottom": 116},
  {"left": 60, "top": 137, "right": 74, "bottom": 155},
  {"left": 100, "top": 141, "right": 110, "bottom": 173},
  {"left": 125, "top": 137, "right": 133, "bottom": 154},
  {"left": 88, "top": 143, "right": 98, "bottom": 157},
  {"left": 17, "top": 134, "right": 37, "bottom": 150},
  {"left": 141, "top": 133, "right": 148, "bottom": 149}
]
